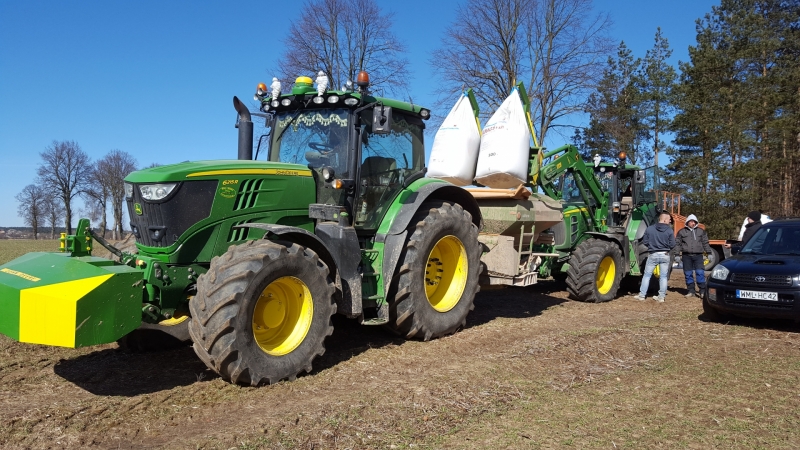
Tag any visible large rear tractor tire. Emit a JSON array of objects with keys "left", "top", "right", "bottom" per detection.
[
  {"left": 565, "top": 239, "right": 623, "bottom": 302},
  {"left": 189, "top": 240, "right": 336, "bottom": 385},
  {"left": 385, "top": 201, "right": 481, "bottom": 340}
]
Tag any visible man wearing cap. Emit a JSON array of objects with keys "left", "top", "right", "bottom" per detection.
[{"left": 675, "top": 214, "right": 713, "bottom": 298}]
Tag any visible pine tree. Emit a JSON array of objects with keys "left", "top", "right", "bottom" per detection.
[
  {"left": 666, "top": 0, "right": 800, "bottom": 238},
  {"left": 573, "top": 42, "right": 647, "bottom": 164},
  {"left": 639, "top": 28, "right": 678, "bottom": 168}
]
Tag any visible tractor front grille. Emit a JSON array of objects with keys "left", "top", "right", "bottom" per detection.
[{"left": 127, "top": 180, "right": 217, "bottom": 247}]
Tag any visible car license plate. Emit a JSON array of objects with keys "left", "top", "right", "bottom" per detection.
[{"left": 736, "top": 290, "right": 778, "bottom": 301}]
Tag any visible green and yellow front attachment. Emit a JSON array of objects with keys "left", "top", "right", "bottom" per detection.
[{"left": 0, "top": 219, "right": 143, "bottom": 348}]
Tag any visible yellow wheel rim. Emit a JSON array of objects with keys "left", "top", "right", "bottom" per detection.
[
  {"left": 595, "top": 255, "right": 616, "bottom": 295},
  {"left": 158, "top": 312, "right": 189, "bottom": 326},
  {"left": 252, "top": 276, "right": 314, "bottom": 356},
  {"left": 425, "top": 235, "right": 468, "bottom": 313}
]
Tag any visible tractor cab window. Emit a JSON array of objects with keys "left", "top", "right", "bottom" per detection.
[
  {"left": 638, "top": 166, "right": 658, "bottom": 204},
  {"left": 269, "top": 108, "right": 351, "bottom": 206},
  {"left": 355, "top": 109, "right": 425, "bottom": 229},
  {"left": 269, "top": 108, "right": 351, "bottom": 177},
  {"left": 594, "top": 168, "right": 615, "bottom": 195},
  {"left": 558, "top": 172, "right": 585, "bottom": 204}
]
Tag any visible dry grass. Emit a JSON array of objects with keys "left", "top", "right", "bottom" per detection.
[
  {"left": 0, "top": 239, "right": 59, "bottom": 265},
  {"left": 0, "top": 253, "right": 798, "bottom": 448}
]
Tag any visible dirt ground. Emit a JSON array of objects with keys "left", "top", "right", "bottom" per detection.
[{"left": 1, "top": 273, "right": 799, "bottom": 449}]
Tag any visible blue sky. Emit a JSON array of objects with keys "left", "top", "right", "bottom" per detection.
[{"left": 0, "top": 0, "right": 718, "bottom": 227}]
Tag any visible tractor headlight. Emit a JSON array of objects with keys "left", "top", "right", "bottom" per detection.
[
  {"left": 711, "top": 265, "right": 730, "bottom": 280},
  {"left": 139, "top": 183, "right": 177, "bottom": 201},
  {"left": 124, "top": 182, "right": 134, "bottom": 199}
]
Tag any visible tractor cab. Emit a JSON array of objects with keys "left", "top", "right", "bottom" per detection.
[
  {"left": 591, "top": 152, "right": 658, "bottom": 229},
  {"left": 255, "top": 73, "right": 429, "bottom": 233}
]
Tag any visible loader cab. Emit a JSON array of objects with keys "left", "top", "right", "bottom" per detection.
[{"left": 592, "top": 159, "right": 651, "bottom": 228}]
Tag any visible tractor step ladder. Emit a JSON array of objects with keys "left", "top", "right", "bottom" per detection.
[{"left": 360, "top": 248, "right": 389, "bottom": 325}]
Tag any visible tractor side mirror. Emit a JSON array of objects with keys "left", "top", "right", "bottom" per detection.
[
  {"left": 372, "top": 105, "right": 393, "bottom": 134},
  {"left": 634, "top": 170, "right": 646, "bottom": 184}
]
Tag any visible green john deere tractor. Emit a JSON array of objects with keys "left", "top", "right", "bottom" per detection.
[
  {"left": 533, "top": 145, "right": 662, "bottom": 302},
  {"left": 0, "top": 73, "right": 661, "bottom": 386},
  {"left": 0, "top": 74, "right": 485, "bottom": 385}
]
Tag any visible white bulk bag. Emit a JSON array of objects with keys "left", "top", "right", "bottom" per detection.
[
  {"left": 474, "top": 89, "right": 531, "bottom": 188},
  {"left": 427, "top": 93, "right": 481, "bottom": 186}
]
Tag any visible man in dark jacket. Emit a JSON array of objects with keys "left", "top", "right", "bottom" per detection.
[
  {"left": 724, "top": 211, "right": 765, "bottom": 252},
  {"left": 740, "top": 211, "right": 763, "bottom": 246},
  {"left": 635, "top": 212, "right": 676, "bottom": 302},
  {"left": 675, "top": 214, "right": 713, "bottom": 298}
]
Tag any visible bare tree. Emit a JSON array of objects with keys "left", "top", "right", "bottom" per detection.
[
  {"left": 41, "top": 194, "right": 65, "bottom": 239},
  {"left": 275, "top": 0, "right": 410, "bottom": 96},
  {"left": 36, "top": 140, "right": 91, "bottom": 234},
  {"left": 95, "top": 150, "right": 137, "bottom": 239},
  {"left": 83, "top": 168, "right": 110, "bottom": 238},
  {"left": 15, "top": 184, "right": 46, "bottom": 239},
  {"left": 431, "top": 0, "right": 613, "bottom": 144}
]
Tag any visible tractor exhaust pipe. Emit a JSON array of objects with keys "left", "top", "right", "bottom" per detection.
[{"left": 233, "top": 96, "right": 253, "bottom": 160}]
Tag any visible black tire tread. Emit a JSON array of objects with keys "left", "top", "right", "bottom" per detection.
[
  {"left": 188, "top": 240, "right": 335, "bottom": 385},
  {"left": 385, "top": 201, "right": 481, "bottom": 340},
  {"left": 565, "top": 239, "right": 623, "bottom": 303}
]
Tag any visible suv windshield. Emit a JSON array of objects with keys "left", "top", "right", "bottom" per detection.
[{"left": 741, "top": 224, "right": 800, "bottom": 255}]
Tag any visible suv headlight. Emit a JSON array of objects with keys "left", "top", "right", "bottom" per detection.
[
  {"left": 711, "top": 265, "right": 730, "bottom": 280},
  {"left": 139, "top": 183, "right": 177, "bottom": 201},
  {"left": 124, "top": 182, "right": 133, "bottom": 199}
]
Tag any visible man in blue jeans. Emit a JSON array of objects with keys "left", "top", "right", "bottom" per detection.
[
  {"left": 675, "top": 214, "right": 713, "bottom": 298},
  {"left": 635, "top": 212, "right": 676, "bottom": 302}
]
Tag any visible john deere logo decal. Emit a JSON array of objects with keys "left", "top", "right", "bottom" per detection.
[
  {"left": 134, "top": 203, "right": 143, "bottom": 215},
  {"left": 219, "top": 186, "right": 237, "bottom": 199}
]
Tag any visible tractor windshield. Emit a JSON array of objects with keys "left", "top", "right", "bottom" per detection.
[{"left": 269, "top": 108, "right": 351, "bottom": 178}]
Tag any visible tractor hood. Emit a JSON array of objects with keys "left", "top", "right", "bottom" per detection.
[{"left": 125, "top": 160, "right": 312, "bottom": 183}]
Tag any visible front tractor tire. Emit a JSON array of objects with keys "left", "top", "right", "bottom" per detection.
[
  {"left": 386, "top": 201, "right": 481, "bottom": 341},
  {"left": 565, "top": 239, "right": 623, "bottom": 302},
  {"left": 188, "top": 240, "right": 336, "bottom": 386}
]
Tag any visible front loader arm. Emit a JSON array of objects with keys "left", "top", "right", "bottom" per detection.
[{"left": 537, "top": 144, "right": 608, "bottom": 230}]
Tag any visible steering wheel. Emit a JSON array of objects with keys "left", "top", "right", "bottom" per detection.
[{"left": 308, "top": 142, "right": 334, "bottom": 153}]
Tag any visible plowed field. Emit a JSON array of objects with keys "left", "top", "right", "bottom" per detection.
[{"left": 1, "top": 241, "right": 798, "bottom": 449}]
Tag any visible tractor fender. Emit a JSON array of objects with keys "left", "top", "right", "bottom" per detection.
[
  {"left": 375, "top": 180, "right": 483, "bottom": 299},
  {"left": 233, "top": 223, "right": 362, "bottom": 318},
  {"left": 580, "top": 231, "right": 631, "bottom": 275}
]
